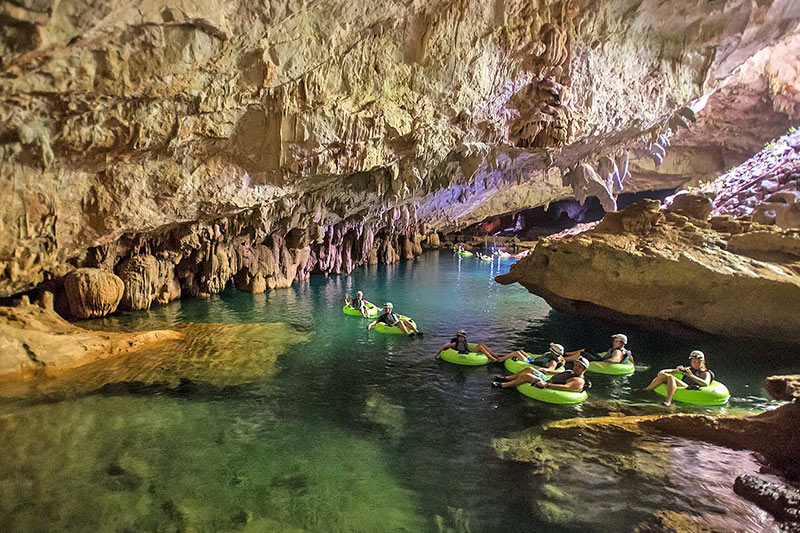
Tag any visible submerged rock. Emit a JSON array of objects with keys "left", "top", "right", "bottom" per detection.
[
  {"left": 733, "top": 474, "right": 800, "bottom": 525},
  {"left": 496, "top": 198, "right": 800, "bottom": 340}
]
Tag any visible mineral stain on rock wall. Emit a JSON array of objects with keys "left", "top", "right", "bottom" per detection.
[{"left": 1, "top": 0, "right": 799, "bottom": 318}]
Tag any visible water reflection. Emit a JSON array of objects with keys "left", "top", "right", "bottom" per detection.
[{"left": 0, "top": 250, "right": 785, "bottom": 532}]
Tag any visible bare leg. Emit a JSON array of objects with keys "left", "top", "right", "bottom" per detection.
[
  {"left": 501, "top": 373, "right": 540, "bottom": 388},
  {"left": 496, "top": 350, "right": 527, "bottom": 363},
  {"left": 395, "top": 321, "right": 411, "bottom": 334},
  {"left": 644, "top": 374, "right": 667, "bottom": 391},
  {"left": 401, "top": 320, "right": 419, "bottom": 333},
  {"left": 476, "top": 343, "right": 495, "bottom": 357},
  {"left": 475, "top": 345, "right": 498, "bottom": 362},
  {"left": 664, "top": 376, "right": 688, "bottom": 406}
]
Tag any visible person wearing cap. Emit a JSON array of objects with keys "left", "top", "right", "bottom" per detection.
[
  {"left": 643, "top": 350, "right": 713, "bottom": 406},
  {"left": 493, "top": 356, "right": 589, "bottom": 392},
  {"left": 367, "top": 302, "right": 423, "bottom": 336},
  {"left": 344, "top": 290, "right": 372, "bottom": 317},
  {"left": 564, "top": 333, "right": 632, "bottom": 364},
  {"left": 435, "top": 330, "right": 496, "bottom": 360},
  {"left": 494, "top": 342, "right": 566, "bottom": 374}
]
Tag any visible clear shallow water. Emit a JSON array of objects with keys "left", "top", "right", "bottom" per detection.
[{"left": 0, "top": 251, "right": 789, "bottom": 532}]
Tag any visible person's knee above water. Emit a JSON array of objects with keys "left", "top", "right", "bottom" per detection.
[
  {"left": 643, "top": 350, "right": 713, "bottom": 406},
  {"left": 564, "top": 333, "right": 632, "bottom": 363},
  {"left": 367, "top": 302, "right": 423, "bottom": 336},
  {"left": 496, "top": 342, "right": 565, "bottom": 372},
  {"left": 493, "top": 357, "right": 589, "bottom": 391},
  {"left": 435, "top": 329, "right": 495, "bottom": 360}
]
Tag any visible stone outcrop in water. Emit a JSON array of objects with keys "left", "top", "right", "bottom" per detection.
[
  {"left": 2, "top": 0, "right": 800, "bottom": 316},
  {"left": 0, "top": 303, "right": 180, "bottom": 382},
  {"left": 496, "top": 196, "right": 800, "bottom": 340}
]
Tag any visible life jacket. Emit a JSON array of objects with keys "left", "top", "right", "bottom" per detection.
[
  {"left": 605, "top": 347, "right": 632, "bottom": 363},
  {"left": 532, "top": 352, "right": 560, "bottom": 367},
  {"left": 451, "top": 338, "right": 470, "bottom": 354},
  {"left": 379, "top": 312, "right": 399, "bottom": 326},
  {"left": 681, "top": 367, "right": 713, "bottom": 389},
  {"left": 352, "top": 297, "right": 365, "bottom": 308},
  {"left": 549, "top": 371, "right": 587, "bottom": 391}
]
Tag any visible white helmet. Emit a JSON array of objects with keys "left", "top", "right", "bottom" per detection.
[
  {"left": 689, "top": 350, "right": 705, "bottom": 360},
  {"left": 550, "top": 343, "right": 565, "bottom": 356},
  {"left": 383, "top": 302, "right": 393, "bottom": 309},
  {"left": 612, "top": 333, "right": 628, "bottom": 344}
]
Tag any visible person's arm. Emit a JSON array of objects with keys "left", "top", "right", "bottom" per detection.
[
  {"left": 366, "top": 319, "right": 378, "bottom": 330},
  {"left": 542, "top": 378, "right": 584, "bottom": 392},
  {"left": 538, "top": 360, "right": 561, "bottom": 374},
  {"left": 564, "top": 349, "right": 585, "bottom": 357},
  {"left": 344, "top": 294, "right": 351, "bottom": 306},
  {"left": 436, "top": 342, "right": 455, "bottom": 354},
  {"left": 683, "top": 370, "right": 711, "bottom": 387},
  {"left": 659, "top": 368, "right": 678, "bottom": 375}
]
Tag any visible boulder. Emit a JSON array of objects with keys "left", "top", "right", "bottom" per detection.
[
  {"left": 665, "top": 193, "right": 713, "bottom": 221},
  {"left": 763, "top": 375, "right": 800, "bottom": 402},
  {"left": 497, "top": 201, "right": 800, "bottom": 340},
  {"left": 63, "top": 268, "right": 124, "bottom": 318}
]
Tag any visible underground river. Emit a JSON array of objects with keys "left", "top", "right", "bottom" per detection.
[{"left": 0, "top": 250, "right": 791, "bottom": 532}]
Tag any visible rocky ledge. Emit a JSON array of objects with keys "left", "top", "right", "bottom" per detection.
[
  {"left": 496, "top": 194, "right": 800, "bottom": 340},
  {"left": 0, "top": 303, "right": 180, "bottom": 382}
]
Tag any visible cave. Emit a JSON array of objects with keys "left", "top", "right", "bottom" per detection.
[{"left": 1, "top": 1, "right": 799, "bottom": 531}]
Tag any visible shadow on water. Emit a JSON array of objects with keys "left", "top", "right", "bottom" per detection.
[{"left": 0, "top": 251, "right": 788, "bottom": 532}]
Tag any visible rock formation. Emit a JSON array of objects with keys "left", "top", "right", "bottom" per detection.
[
  {"left": 62, "top": 267, "right": 124, "bottom": 318},
  {"left": 0, "top": 303, "right": 180, "bottom": 382},
  {"left": 497, "top": 196, "right": 800, "bottom": 340},
  {"left": 2, "top": 1, "right": 800, "bottom": 317}
]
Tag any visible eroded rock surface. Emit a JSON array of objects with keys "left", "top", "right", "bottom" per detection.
[
  {"left": 2, "top": 0, "right": 800, "bottom": 315},
  {"left": 0, "top": 304, "right": 180, "bottom": 382},
  {"left": 62, "top": 267, "right": 124, "bottom": 318},
  {"left": 497, "top": 197, "right": 800, "bottom": 340}
]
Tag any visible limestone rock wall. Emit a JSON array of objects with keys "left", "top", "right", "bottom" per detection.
[
  {"left": 2, "top": 0, "right": 800, "bottom": 310},
  {"left": 496, "top": 197, "right": 800, "bottom": 340}
]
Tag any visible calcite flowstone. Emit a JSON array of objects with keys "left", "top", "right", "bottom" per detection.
[
  {"left": 63, "top": 268, "right": 125, "bottom": 319},
  {"left": 2, "top": 0, "right": 799, "bottom": 305},
  {"left": 496, "top": 198, "right": 800, "bottom": 340}
]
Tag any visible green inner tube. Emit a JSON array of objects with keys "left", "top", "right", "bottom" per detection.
[
  {"left": 504, "top": 357, "right": 565, "bottom": 374},
  {"left": 342, "top": 301, "right": 379, "bottom": 317},
  {"left": 456, "top": 250, "right": 473, "bottom": 257},
  {"left": 440, "top": 342, "right": 490, "bottom": 366},
  {"left": 373, "top": 315, "right": 417, "bottom": 334},
  {"left": 586, "top": 352, "right": 636, "bottom": 375},
  {"left": 654, "top": 372, "right": 731, "bottom": 406},
  {"left": 517, "top": 383, "right": 588, "bottom": 404}
]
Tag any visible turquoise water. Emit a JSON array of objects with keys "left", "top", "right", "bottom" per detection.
[{"left": 0, "top": 251, "right": 788, "bottom": 532}]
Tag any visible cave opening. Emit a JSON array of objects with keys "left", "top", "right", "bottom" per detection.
[{"left": 449, "top": 189, "right": 677, "bottom": 242}]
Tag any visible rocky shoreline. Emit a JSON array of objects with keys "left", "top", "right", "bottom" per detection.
[{"left": 497, "top": 195, "right": 800, "bottom": 341}]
